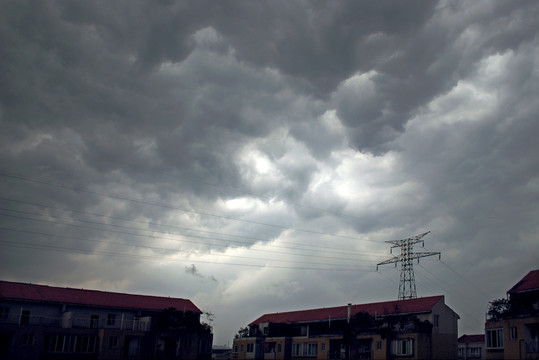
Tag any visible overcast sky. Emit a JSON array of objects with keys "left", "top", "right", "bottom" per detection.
[{"left": 1, "top": 0, "right": 538, "bottom": 346}]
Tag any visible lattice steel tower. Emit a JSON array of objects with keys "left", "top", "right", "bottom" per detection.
[{"left": 377, "top": 231, "right": 440, "bottom": 300}]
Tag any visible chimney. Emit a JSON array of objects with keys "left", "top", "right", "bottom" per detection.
[{"left": 347, "top": 303, "right": 352, "bottom": 323}]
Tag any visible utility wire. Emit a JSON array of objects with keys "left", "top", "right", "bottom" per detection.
[
  {"left": 0, "top": 212, "right": 378, "bottom": 263},
  {"left": 0, "top": 239, "right": 374, "bottom": 272},
  {"left": 414, "top": 269, "right": 484, "bottom": 324},
  {"left": 439, "top": 260, "right": 490, "bottom": 298},
  {"left": 0, "top": 227, "right": 366, "bottom": 268},
  {"left": 5, "top": 140, "right": 368, "bottom": 223},
  {"left": 0, "top": 172, "right": 378, "bottom": 242},
  {"left": 0, "top": 198, "right": 386, "bottom": 258},
  {"left": 416, "top": 264, "right": 486, "bottom": 316}
]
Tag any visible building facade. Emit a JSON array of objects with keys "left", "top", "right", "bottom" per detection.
[
  {"left": 0, "top": 280, "right": 213, "bottom": 360},
  {"left": 233, "top": 295, "right": 459, "bottom": 360},
  {"left": 458, "top": 334, "right": 485, "bottom": 360},
  {"left": 485, "top": 269, "right": 539, "bottom": 360}
]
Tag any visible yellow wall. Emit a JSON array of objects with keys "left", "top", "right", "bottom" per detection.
[
  {"left": 261, "top": 337, "right": 289, "bottom": 360},
  {"left": 289, "top": 337, "right": 327, "bottom": 360},
  {"left": 486, "top": 316, "right": 539, "bottom": 360},
  {"left": 233, "top": 338, "right": 257, "bottom": 360}
]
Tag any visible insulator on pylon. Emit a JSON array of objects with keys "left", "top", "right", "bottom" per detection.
[{"left": 376, "top": 231, "right": 440, "bottom": 300}]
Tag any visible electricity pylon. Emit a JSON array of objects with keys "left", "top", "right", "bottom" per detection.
[{"left": 377, "top": 231, "right": 440, "bottom": 300}]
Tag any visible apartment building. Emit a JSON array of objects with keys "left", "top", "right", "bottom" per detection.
[
  {"left": 233, "top": 295, "right": 459, "bottom": 360},
  {"left": 458, "top": 334, "right": 485, "bottom": 360},
  {"left": 485, "top": 269, "right": 539, "bottom": 360},
  {"left": 0, "top": 280, "right": 212, "bottom": 360}
]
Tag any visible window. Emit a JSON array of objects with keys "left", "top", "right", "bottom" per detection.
[
  {"left": 392, "top": 339, "right": 413, "bottom": 356},
  {"left": 277, "top": 343, "right": 282, "bottom": 353},
  {"left": 77, "top": 335, "right": 97, "bottom": 353},
  {"left": 109, "top": 336, "right": 119, "bottom": 348},
  {"left": 90, "top": 315, "right": 99, "bottom": 328},
  {"left": 247, "top": 343, "right": 254, "bottom": 353},
  {"left": 292, "top": 343, "right": 317, "bottom": 357},
  {"left": 240, "top": 345, "right": 244, "bottom": 352},
  {"left": 0, "top": 306, "right": 9, "bottom": 320},
  {"left": 107, "top": 313, "right": 116, "bottom": 326},
  {"left": 458, "top": 347, "right": 464, "bottom": 358},
  {"left": 20, "top": 310, "right": 30, "bottom": 325},
  {"left": 22, "top": 334, "right": 34, "bottom": 345},
  {"left": 510, "top": 326, "right": 517, "bottom": 340},
  {"left": 486, "top": 328, "right": 503, "bottom": 349},
  {"left": 45, "top": 335, "right": 91, "bottom": 353},
  {"left": 434, "top": 314, "right": 439, "bottom": 327},
  {"left": 264, "top": 342, "right": 275, "bottom": 353},
  {"left": 469, "top": 347, "right": 481, "bottom": 357},
  {"left": 305, "top": 343, "right": 317, "bottom": 356},
  {"left": 321, "top": 343, "right": 326, "bottom": 351},
  {"left": 376, "top": 341, "right": 382, "bottom": 351},
  {"left": 293, "top": 343, "right": 300, "bottom": 356}
]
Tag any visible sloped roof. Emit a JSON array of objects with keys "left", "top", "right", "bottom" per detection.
[
  {"left": 458, "top": 334, "right": 485, "bottom": 344},
  {"left": 507, "top": 269, "right": 539, "bottom": 294},
  {"left": 0, "top": 280, "right": 201, "bottom": 313},
  {"left": 250, "top": 295, "right": 444, "bottom": 325}
]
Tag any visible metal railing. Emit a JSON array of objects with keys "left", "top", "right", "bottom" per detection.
[
  {"left": 526, "top": 341, "right": 539, "bottom": 354},
  {"left": 0, "top": 312, "right": 150, "bottom": 331}
]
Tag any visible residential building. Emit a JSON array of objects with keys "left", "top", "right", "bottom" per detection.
[
  {"left": 212, "top": 345, "right": 232, "bottom": 360},
  {"left": 0, "top": 280, "right": 213, "bottom": 360},
  {"left": 232, "top": 295, "right": 459, "bottom": 360},
  {"left": 458, "top": 334, "right": 485, "bottom": 360},
  {"left": 485, "top": 269, "right": 539, "bottom": 360}
]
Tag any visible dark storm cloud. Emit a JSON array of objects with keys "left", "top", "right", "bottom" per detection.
[
  {"left": 211, "top": 1, "right": 437, "bottom": 93},
  {"left": 1, "top": 0, "right": 539, "bottom": 345},
  {"left": 331, "top": 0, "right": 539, "bottom": 153}
]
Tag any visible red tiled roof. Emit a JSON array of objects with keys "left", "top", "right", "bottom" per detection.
[
  {"left": 507, "top": 269, "right": 539, "bottom": 294},
  {"left": 0, "top": 281, "right": 201, "bottom": 313},
  {"left": 250, "top": 295, "right": 444, "bottom": 325},
  {"left": 458, "top": 334, "right": 485, "bottom": 344}
]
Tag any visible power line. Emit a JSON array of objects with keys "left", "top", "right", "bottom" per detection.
[
  {"left": 0, "top": 227, "right": 367, "bottom": 269},
  {"left": 439, "top": 260, "right": 490, "bottom": 298},
  {"left": 5, "top": 140, "right": 372, "bottom": 224},
  {"left": 0, "top": 238, "right": 375, "bottom": 272},
  {"left": 0, "top": 212, "right": 380, "bottom": 264},
  {"left": 0, "top": 197, "right": 386, "bottom": 258},
  {"left": 416, "top": 264, "right": 486, "bottom": 323},
  {"left": 0, "top": 171, "right": 378, "bottom": 242}
]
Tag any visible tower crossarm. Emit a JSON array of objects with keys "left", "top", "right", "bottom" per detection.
[
  {"left": 410, "top": 251, "right": 441, "bottom": 262},
  {"left": 376, "top": 231, "right": 440, "bottom": 300},
  {"left": 383, "top": 231, "right": 431, "bottom": 253},
  {"left": 376, "top": 256, "right": 401, "bottom": 270},
  {"left": 385, "top": 231, "right": 431, "bottom": 245}
]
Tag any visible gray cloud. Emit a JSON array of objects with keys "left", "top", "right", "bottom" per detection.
[
  {"left": 185, "top": 264, "right": 217, "bottom": 282},
  {"left": 1, "top": 0, "right": 538, "bottom": 346}
]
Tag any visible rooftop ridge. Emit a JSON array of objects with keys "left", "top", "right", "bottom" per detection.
[
  {"left": 507, "top": 269, "right": 539, "bottom": 294},
  {"left": 1, "top": 280, "right": 190, "bottom": 301},
  {"left": 0, "top": 280, "right": 201, "bottom": 313},
  {"left": 250, "top": 295, "right": 444, "bottom": 325}
]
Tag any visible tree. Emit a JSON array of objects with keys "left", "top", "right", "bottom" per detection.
[
  {"left": 487, "top": 298, "right": 510, "bottom": 320},
  {"left": 235, "top": 327, "right": 250, "bottom": 339}
]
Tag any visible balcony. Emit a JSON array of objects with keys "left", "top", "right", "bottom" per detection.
[
  {"left": 525, "top": 340, "right": 539, "bottom": 355},
  {"left": 67, "top": 315, "right": 151, "bottom": 331},
  {"left": 0, "top": 312, "right": 60, "bottom": 327},
  {"left": 0, "top": 312, "right": 150, "bottom": 331}
]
